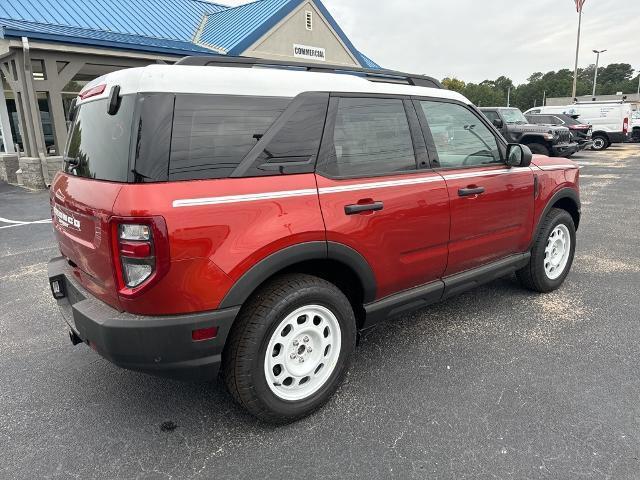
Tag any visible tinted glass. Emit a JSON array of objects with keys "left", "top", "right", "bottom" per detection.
[
  {"left": 420, "top": 101, "right": 501, "bottom": 168},
  {"left": 241, "top": 94, "right": 328, "bottom": 177},
  {"left": 133, "top": 94, "right": 174, "bottom": 182},
  {"left": 482, "top": 110, "right": 500, "bottom": 123},
  {"left": 325, "top": 98, "right": 415, "bottom": 177},
  {"left": 65, "top": 96, "right": 134, "bottom": 182},
  {"left": 169, "top": 95, "right": 289, "bottom": 180}
]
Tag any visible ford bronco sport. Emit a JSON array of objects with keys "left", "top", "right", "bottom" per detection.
[
  {"left": 480, "top": 107, "right": 579, "bottom": 158},
  {"left": 48, "top": 57, "right": 580, "bottom": 423}
]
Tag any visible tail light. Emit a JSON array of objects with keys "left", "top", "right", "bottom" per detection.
[
  {"left": 79, "top": 84, "right": 106, "bottom": 100},
  {"left": 110, "top": 216, "right": 170, "bottom": 298},
  {"left": 623, "top": 117, "right": 629, "bottom": 134}
]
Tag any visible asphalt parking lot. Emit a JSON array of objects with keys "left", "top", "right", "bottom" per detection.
[{"left": 1, "top": 145, "right": 639, "bottom": 479}]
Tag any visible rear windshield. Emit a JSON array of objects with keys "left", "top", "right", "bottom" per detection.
[{"left": 64, "top": 96, "right": 134, "bottom": 182}]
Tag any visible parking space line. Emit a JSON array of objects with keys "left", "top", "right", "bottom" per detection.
[{"left": 0, "top": 216, "right": 52, "bottom": 229}]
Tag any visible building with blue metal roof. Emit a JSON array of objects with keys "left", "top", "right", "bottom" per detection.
[{"left": 0, "top": 0, "right": 379, "bottom": 186}]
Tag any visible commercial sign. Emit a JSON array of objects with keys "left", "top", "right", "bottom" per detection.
[{"left": 293, "top": 44, "right": 326, "bottom": 61}]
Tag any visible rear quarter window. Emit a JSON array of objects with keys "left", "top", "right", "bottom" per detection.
[
  {"left": 169, "top": 95, "right": 290, "bottom": 180},
  {"left": 64, "top": 96, "right": 135, "bottom": 182}
]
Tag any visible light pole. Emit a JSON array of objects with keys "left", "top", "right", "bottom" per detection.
[
  {"left": 592, "top": 49, "right": 606, "bottom": 97},
  {"left": 572, "top": 1, "right": 585, "bottom": 99}
]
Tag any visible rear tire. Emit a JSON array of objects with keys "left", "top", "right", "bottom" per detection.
[
  {"left": 527, "top": 142, "right": 550, "bottom": 156},
  {"left": 221, "top": 273, "right": 356, "bottom": 424},
  {"left": 591, "top": 134, "right": 610, "bottom": 151},
  {"left": 517, "top": 208, "right": 576, "bottom": 293}
]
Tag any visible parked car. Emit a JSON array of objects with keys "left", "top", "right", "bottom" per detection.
[
  {"left": 479, "top": 107, "right": 578, "bottom": 157},
  {"left": 526, "top": 113, "right": 593, "bottom": 151},
  {"left": 525, "top": 101, "right": 632, "bottom": 151},
  {"left": 48, "top": 58, "right": 581, "bottom": 423}
]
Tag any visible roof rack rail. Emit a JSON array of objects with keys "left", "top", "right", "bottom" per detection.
[{"left": 175, "top": 55, "right": 443, "bottom": 89}]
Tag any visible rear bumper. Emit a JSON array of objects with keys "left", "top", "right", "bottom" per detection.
[
  {"left": 551, "top": 142, "right": 579, "bottom": 157},
  {"left": 48, "top": 256, "right": 239, "bottom": 381}
]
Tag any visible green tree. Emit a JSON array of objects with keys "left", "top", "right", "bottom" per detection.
[{"left": 442, "top": 77, "right": 466, "bottom": 93}]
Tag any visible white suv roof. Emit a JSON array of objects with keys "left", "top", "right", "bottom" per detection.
[{"left": 79, "top": 63, "right": 471, "bottom": 106}]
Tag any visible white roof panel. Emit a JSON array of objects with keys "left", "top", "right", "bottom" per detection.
[{"left": 79, "top": 64, "right": 471, "bottom": 105}]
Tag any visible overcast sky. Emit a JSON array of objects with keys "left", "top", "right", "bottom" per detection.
[{"left": 223, "top": 0, "right": 640, "bottom": 85}]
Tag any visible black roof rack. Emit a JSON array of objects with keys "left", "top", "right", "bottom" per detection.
[{"left": 175, "top": 55, "right": 443, "bottom": 89}]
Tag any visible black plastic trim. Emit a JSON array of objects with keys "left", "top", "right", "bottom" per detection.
[
  {"left": 530, "top": 188, "right": 581, "bottom": 249},
  {"left": 48, "top": 257, "right": 239, "bottom": 381},
  {"left": 442, "top": 253, "right": 530, "bottom": 300},
  {"left": 219, "top": 241, "right": 377, "bottom": 308},
  {"left": 363, "top": 281, "right": 444, "bottom": 329},
  {"left": 362, "top": 253, "right": 531, "bottom": 330},
  {"left": 327, "top": 242, "right": 377, "bottom": 303}
]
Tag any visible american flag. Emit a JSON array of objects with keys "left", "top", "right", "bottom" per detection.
[{"left": 575, "top": 0, "right": 586, "bottom": 12}]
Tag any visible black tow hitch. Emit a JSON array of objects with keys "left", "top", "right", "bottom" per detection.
[{"left": 69, "top": 329, "right": 83, "bottom": 346}]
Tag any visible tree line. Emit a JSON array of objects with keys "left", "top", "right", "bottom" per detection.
[{"left": 442, "top": 63, "right": 639, "bottom": 110}]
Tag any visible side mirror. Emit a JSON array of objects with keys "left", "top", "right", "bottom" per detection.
[
  {"left": 506, "top": 144, "right": 532, "bottom": 167},
  {"left": 493, "top": 118, "right": 504, "bottom": 129}
]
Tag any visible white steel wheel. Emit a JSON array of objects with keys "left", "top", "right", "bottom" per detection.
[
  {"left": 265, "top": 305, "right": 342, "bottom": 402},
  {"left": 544, "top": 224, "right": 571, "bottom": 280},
  {"left": 592, "top": 137, "right": 606, "bottom": 150}
]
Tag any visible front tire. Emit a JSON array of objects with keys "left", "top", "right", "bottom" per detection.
[
  {"left": 221, "top": 274, "right": 356, "bottom": 423},
  {"left": 527, "top": 142, "right": 550, "bottom": 156},
  {"left": 517, "top": 208, "right": 576, "bottom": 293}
]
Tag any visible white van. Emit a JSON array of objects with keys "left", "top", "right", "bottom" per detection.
[{"left": 525, "top": 101, "right": 632, "bottom": 150}]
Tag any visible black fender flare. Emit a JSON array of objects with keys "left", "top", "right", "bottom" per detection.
[
  {"left": 530, "top": 187, "right": 581, "bottom": 249},
  {"left": 218, "top": 241, "right": 377, "bottom": 309}
]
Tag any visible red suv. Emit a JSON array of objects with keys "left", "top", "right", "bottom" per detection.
[{"left": 48, "top": 57, "right": 580, "bottom": 423}]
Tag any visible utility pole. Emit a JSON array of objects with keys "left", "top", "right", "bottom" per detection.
[
  {"left": 507, "top": 87, "right": 511, "bottom": 107},
  {"left": 543, "top": 90, "right": 547, "bottom": 106},
  {"left": 592, "top": 49, "right": 606, "bottom": 97},
  {"left": 572, "top": 1, "right": 586, "bottom": 99}
]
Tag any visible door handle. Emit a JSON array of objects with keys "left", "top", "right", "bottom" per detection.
[
  {"left": 344, "top": 201, "right": 384, "bottom": 215},
  {"left": 458, "top": 186, "right": 485, "bottom": 197}
]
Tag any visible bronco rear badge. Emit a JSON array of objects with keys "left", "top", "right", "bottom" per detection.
[{"left": 53, "top": 206, "right": 81, "bottom": 230}]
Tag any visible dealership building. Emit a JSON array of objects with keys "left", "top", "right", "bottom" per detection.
[{"left": 0, "top": 0, "right": 379, "bottom": 188}]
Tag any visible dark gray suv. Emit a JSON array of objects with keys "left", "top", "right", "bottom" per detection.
[{"left": 480, "top": 107, "right": 579, "bottom": 158}]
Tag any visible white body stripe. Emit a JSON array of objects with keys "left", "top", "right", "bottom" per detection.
[
  {"left": 318, "top": 175, "right": 442, "bottom": 194},
  {"left": 172, "top": 168, "right": 536, "bottom": 208},
  {"left": 536, "top": 165, "right": 578, "bottom": 171},
  {"left": 172, "top": 188, "right": 317, "bottom": 208}
]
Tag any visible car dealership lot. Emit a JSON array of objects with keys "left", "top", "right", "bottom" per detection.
[{"left": 1, "top": 146, "right": 639, "bottom": 479}]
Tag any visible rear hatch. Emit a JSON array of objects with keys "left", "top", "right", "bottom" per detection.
[{"left": 51, "top": 93, "right": 136, "bottom": 310}]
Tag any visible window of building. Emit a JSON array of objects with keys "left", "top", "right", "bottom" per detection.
[
  {"left": 323, "top": 97, "right": 416, "bottom": 177},
  {"left": 169, "top": 95, "right": 289, "bottom": 180},
  {"left": 305, "top": 11, "right": 313, "bottom": 31},
  {"left": 420, "top": 101, "right": 501, "bottom": 168}
]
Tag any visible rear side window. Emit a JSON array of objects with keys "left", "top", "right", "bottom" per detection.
[
  {"left": 236, "top": 93, "right": 329, "bottom": 177},
  {"left": 322, "top": 97, "right": 416, "bottom": 177},
  {"left": 64, "top": 96, "right": 135, "bottom": 182},
  {"left": 169, "top": 95, "right": 289, "bottom": 180}
]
